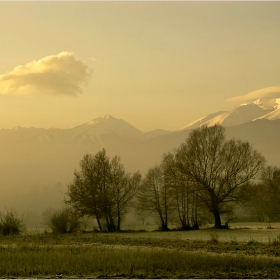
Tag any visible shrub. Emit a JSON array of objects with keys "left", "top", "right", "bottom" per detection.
[
  {"left": 0, "top": 209, "right": 26, "bottom": 235},
  {"left": 50, "top": 208, "right": 80, "bottom": 234},
  {"left": 207, "top": 231, "right": 220, "bottom": 244}
]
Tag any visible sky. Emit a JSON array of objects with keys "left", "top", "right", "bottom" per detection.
[{"left": 1, "top": 2, "right": 280, "bottom": 132}]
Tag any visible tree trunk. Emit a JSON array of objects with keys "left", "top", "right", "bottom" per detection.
[
  {"left": 161, "top": 221, "right": 169, "bottom": 231},
  {"left": 117, "top": 213, "right": 121, "bottom": 231},
  {"left": 95, "top": 216, "right": 102, "bottom": 231},
  {"left": 116, "top": 204, "right": 121, "bottom": 231},
  {"left": 191, "top": 194, "right": 199, "bottom": 229},
  {"left": 180, "top": 221, "right": 190, "bottom": 230},
  {"left": 213, "top": 210, "right": 222, "bottom": 229},
  {"left": 107, "top": 214, "right": 116, "bottom": 232},
  {"left": 159, "top": 212, "right": 169, "bottom": 231},
  {"left": 105, "top": 215, "right": 115, "bottom": 231}
]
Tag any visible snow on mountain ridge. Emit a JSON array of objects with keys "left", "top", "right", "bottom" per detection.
[
  {"left": 87, "top": 114, "right": 116, "bottom": 125},
  {"left": 253, "top": 98, "right": 280, "bottom": 110},
  {"left": 254, "top": 98, "right": 280, "bottom": 121},
  {"left": 183, "top": 98, "right": 280, "bottom": 129},
  {"left": 61, "top": 114, "right": 146, "bottom": 147},
  {"left": 182, "top": 111, "right": 227, "bottom": 129}
]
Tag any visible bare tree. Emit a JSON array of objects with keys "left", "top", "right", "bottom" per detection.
[
  {"left": 176, "top": 125, "right": 265, "bottom": 228},
  {"left": 162, "top": 152, "right": 200, "bottom": 229},
  {"left": 66, "top": 149, "right": 140, "bottom": 231},
  {"left": 244, "top": 182, "right": 269, "bottom": 222},
  {"left": 136, "top": 165, "right": 173, "bottom": 231},
  {"left": 110, "top": 156, "right": 141, "bottom": 230},
  {"left": 262, "top": 166, "right": 280, "bottom": 205},
  {"left": 94, "top": 149, "right": 116, "bottom": 231},
  {"left": 66, "top": 153, "right": 104, "bottom": 230},
  {"left": 261, "top": 166, "right": 280, "bottom": 220}
]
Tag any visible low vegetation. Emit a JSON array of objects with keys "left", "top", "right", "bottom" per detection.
[
  {"left": 1, "top": 229, "right": 280, "bottom": 278},
  {"left": 49, "top": 208, "right": 80, "bottom": 234},
  {"left": 0, "top": 209, "right": 26, "bottom": 236}
]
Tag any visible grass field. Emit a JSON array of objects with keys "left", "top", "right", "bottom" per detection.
[
  {"left": 2, "top": 222, "right": 280, "bottom": 279},
  {"left": 28, "top": 221, "right": 280, "bottom": 242}
]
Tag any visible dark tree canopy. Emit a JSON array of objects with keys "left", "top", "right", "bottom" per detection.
[
  {"left": 66, "top": 149, "right": 141, "bottom": 231},
  {"left": 176, "top": 125, "right": 265, "bottom": 228},
  {"left": 162, "top": 152, "right": 201, "bottom": 229},
  {"left": 261, "top": 166, "right": 280, "bottom": 218},
  {"left": 137, "top": 165, "right": 173, "bottom": 231}
]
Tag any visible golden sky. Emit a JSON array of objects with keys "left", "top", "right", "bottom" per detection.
[{"left": 1, "top": 2, "right": 280, "bottom": 131}]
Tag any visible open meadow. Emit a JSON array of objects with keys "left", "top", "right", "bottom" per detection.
[
  {"left": 1, "top": 222, "right": 280, "bottom": 278},
  {"left": 107, "top": 222, "right": 280, "bottom": 243}
]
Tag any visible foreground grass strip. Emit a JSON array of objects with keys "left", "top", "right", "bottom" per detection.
[{"left": 1, "top": 245, "right": 280, "bottom": 278}]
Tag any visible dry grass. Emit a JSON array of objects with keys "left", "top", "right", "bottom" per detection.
[
  {"left": 0, "top": 243, "right": 280, "bottom": 279},
  {"left": 1, "top": 228, "right": 280, "bottom": 278}
]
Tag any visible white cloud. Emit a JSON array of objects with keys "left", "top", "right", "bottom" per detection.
[
  {"left": 226, "top": 86, "right": 280, "bottom": 103},
  {"left": 0, "top": 52, "right": 91, "bottom": 96}
]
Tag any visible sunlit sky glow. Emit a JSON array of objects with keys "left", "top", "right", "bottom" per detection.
[{"left": 1, "top": 2, "right": 280, "bottom": 132}]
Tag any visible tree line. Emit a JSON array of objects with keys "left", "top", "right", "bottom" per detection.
[
  {"left": 245, "top": 166, "right": 280, "bottom": 223},
  {"left": 66, "top": 124, "right": 277, "bottom": 230}
]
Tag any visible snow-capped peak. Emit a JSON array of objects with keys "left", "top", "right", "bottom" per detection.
[
  {"left": 253, "top": 98, "right": 279, "bottom": 110},
  {"left": 66, "top": 114, "right": 145, "bottom": 145},
  {"left": 183, "top": 97, "right": 280, "bottom": 129}
]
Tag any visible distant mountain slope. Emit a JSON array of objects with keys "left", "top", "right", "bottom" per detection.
[
  {"left": 64, "top": 115, "right": 145, "bottom": 145},
  {"left": 183, "top": 98, "right": 280, "bottom": 129},
  {"left": 0, "top": 126, "right": 61, "bottom": 145},
  {"left": 225, "top": 119, "right": 280, "bottom": 167},
  {"left": 144, "top": 129, "right": 172, "bottom": 139}
]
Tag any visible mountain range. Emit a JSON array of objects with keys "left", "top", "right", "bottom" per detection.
[{"left": 1, "top": 98, "right": 280, "bottom": 213}]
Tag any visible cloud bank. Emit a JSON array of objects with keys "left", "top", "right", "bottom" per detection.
[
  {"left": 227, "top": 86, "right": 280, "bottom": 103},
  {"left": 0, "top": 52, "right": 91, "bottom": 96}
]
